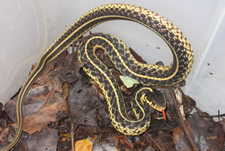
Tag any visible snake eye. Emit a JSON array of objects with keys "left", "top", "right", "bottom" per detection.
[{"left": 151, "top": 100, "right": 156, "bottom": 106}]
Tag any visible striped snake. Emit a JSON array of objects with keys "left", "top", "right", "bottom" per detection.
[{"left": 1, "top": 3, "right": 193, "bottom": 151}]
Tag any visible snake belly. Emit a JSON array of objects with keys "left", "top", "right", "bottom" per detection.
[{"left": 1, "top": 4, "right": 193, "bottom": 151}]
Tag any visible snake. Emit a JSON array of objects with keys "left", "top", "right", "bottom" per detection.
[{"left": 1, "top": 3, "right": 193, "bottom": 151}]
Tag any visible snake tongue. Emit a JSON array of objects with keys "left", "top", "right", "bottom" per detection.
[{"left": 162, "top": 109, "right": 166, "bottom": 121}]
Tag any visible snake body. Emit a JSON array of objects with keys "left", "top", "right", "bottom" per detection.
[
  {"left": 78, "top": 32, "right": 168, "bottom": 135},
  {"left": 1, "top": 4, "right": 193, "bottom": 151}
]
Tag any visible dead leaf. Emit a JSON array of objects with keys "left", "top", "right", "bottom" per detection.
[
  {"left": 51, "top": 111, "right": 72, "bottom": 150},
  {"left": 0, "top": 110, "right": 13, "bottom": 148},
  {"left": 61, "top": 83, "right": 69, "bottom": 99},
  {"left": 182, "top": 95, "right": 196, "bottom": 115},
  {"left": 76, "top": 109, "right": 98, "bottom": 127},
  {"left": 4, "top": 58, "right": 69, "bottom": 135},
  {"left": 0, "top": 127, "right": 9, "bottom": 142},
  {"left": 13, "top": 127, "right": 58, "bottom": 151},
  {"left": 95, "top": 49, "right": 113, "bottom": 68},
  {"left": 173, "top": 112, "right": 225, "bottom": 151},
  {"left": 57, "top": 62, "right": 84, "bottom": 83},
  {"left": 219, "top": 118, "right": 225, "bottom": 133},
  {"left": 75, "top": 138, "right": 93, "bottom": 151},
  {"left": 5, "top": 84, "right": 50, "bottom": 122},
  {"left": 116, "top": 135, "right": 134, "bottom": 150},
  {"left": 35, "top": 61, "right": 63, "bottom": 93},
  {"left": 60, "top": 133, "right": 71, "bottom": 142},
  {"left": 120, "top": 85, "right": 132, "bottom": 95},
  {"left": 29, "top": 127, "right": 58, "bottom": 150},
  {"left": 56, "top": 51, "right": 84, "bottom": 83},
  {"left": 174, "top": 88, "right": 196, "bottom": 115},
  {"left": 11, "top": 95, "right": 68, "bottom": 134},
  {"left": 153, "top": 131, "right": 175, "bottom": 151},
  {"left": 68, "top": 79, "right": 104, "bottom": 126},
  {"left": 89, "top": 79, "right": 105, "bottom": 100},
  {"left": 92, "top": 134, "right": 98, "bottom": 141}
]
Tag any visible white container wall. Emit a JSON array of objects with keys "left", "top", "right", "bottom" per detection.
[{"left": 0, "top": 0, "right": 224, "bottom": 116}]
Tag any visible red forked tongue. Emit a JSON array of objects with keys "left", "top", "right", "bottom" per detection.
[{"left": 162, "top": 109, "right": 166, "bottom": 121}]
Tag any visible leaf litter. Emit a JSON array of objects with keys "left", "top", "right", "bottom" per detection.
[{"left": 0, "top": 34, "right": 224, "bottom": 151}]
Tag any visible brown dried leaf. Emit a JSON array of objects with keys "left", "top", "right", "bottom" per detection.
[
  {"left": 77, "top": 109, "right": 98, "bottom": 127},
  {"left": 60, "top": 133, "right": 71, "bottom": 142},
  {"left": 95, "top": 48, "right": 123, "bottom": 86},
  {"left": 5, "top": 85, "right": 68, "bottom": 134},
  {"left": 182, "top": 95, "right": 196, "bottom": 115},
  {"left": 219, "top": 118, "right": 225, "bottom": 133},
  {"left": 35, "top": 61, "right": 63, "bottom": 93},
  {"left": 28, "top": 127, "right": 58, "bottom": 150},
  {"left": 116, "top": 135, "right": 134, "bottom": 150},
  {"left": 120, "top": 85, "right": 132, "bottom": 95},
  {"left": 5, "top": 58, "right": 69, "bottom": 135},
  {"left": 62, "top": 83, "right": 69, "bottom": 99},
  {"left": 173, "top": 112, "right": 225, "bottom": 151},
  {"left": 6, "top": 60, "right": 63, "bottom": 121},
  {"left": 0, "top": 110, "right": 12, "bottom": 147},
  {"left": 174, "top": 88, "right": 196, "bottom": 115},
  {"left": 12, "top": 96, "right": 68, "bottom": 134},
  {"left": 56, "top": 48, "right": 84, "bottom": 83},
  {"left": 14, "top": 127, "right": 58, "bottom": 151},
  {"left": 57, "top": 62, "right": 84, "bottom": 83},
  {"left": 96, "top": 49, "right": 113, "bottom": 68},
  {"left": 5, "top": 84, "right": 50, "bottom": 122},
  {"left": 0, "top": 127, "right": 9, "bottom": 142},
  {"left": 89, "top": 79, "right": 105, "bottom": 100},
  {"left": 153, "top": 131, "right": 175, "bottom": 151},
  {"left": 75, "top": 138, "right": 93, "bottom": 151},
  {"left": 68, "top": 79, "right": 104, "bottom": 126}
]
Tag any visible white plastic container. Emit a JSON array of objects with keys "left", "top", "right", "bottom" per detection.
[{"left": 0, "top": 0, "right": 224, "bottom": 116}]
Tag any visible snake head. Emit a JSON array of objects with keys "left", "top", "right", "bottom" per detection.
[{"left": 144, "top": 88, "right": 167, "bottom": 112}]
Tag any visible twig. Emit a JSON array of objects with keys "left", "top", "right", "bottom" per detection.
[
  {"left": 38, "top": 88, "right": 55, "bottom": 112},
  {"left": 64, "top": 93, "right": 75, "bottom": 151},
  {"left": 198, "top": 113, "right": 225, "bottom": 119},
  {"left": 71, "top": 119, "right": 75, "bottom": 151},
  {"left": 194, "top": 106, "right": 203, "bottom": 112},
  {"left": 65, "top": 107, "right": 75, "bottom": 151},
  {"left": 145, "top": 132, "right": 162, "bottom": 151},
  {"left": 169, "top": 87, "right": 199, "bottom": 151}
]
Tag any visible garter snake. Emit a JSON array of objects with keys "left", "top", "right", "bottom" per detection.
[{"left": 1, "top": 3, "right": 193, "bottom": 151}]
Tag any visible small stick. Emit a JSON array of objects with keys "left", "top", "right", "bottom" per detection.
[
  {"left": 194, "top": 106, "right": 203, "bottom": 112},
  {"left": 199, "top": 113, "right": 225, "bottom": 119},
  {"left": 145, "top": 132, "right": 162, "bottom": 151},
  {"left": 71, "top": 120, "right": 75, "bottom": 151},
  {"left": 64, "top": 91, "right": 75, "bottom": 151},
  {"left": 168, "top": 87, "right": 199, "bottom": 151}
]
